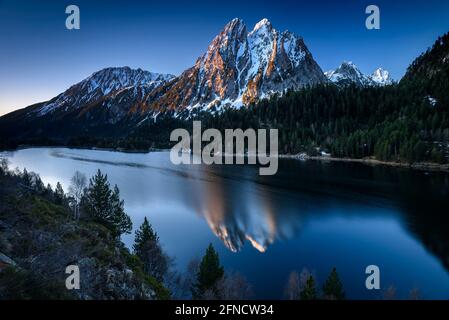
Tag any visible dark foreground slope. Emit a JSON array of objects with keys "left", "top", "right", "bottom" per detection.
[{"left": 0, "top": 171, "right": 168, "bottom": 300}]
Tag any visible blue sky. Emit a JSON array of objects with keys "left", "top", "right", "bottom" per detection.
[{"left": 1, "top": 0, "right": 448, "bottom": 115}]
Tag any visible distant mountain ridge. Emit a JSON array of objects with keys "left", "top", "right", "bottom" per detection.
[
  {"left": 325, "top": 61, "right": 392, "bottom": 87},
  {"left": 25, "top": 67, "right": 175, "bottom": 126},
  {"left": 36, "top": 67, "right": 174, "bottom": 117}
]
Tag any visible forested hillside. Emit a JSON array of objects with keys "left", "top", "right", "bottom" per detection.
[
  {"left": 205, "top": 32, "right": 449, "bottom": 163},
  {"left": 125, "top": 32, "right": 449, "bottom": 164}
]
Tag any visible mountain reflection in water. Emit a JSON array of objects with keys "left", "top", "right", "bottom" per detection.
[{"left": 194, "top": 167, "right": 305, "bottom": 253}]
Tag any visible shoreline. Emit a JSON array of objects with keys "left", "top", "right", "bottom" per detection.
[
  {"left": 280, "top": 154, "right": 449, "bottom": 173},
  {"left": 1, "top": 144, "right": 171, "bottom": 154},
  {"left": 2, "top": 145, "right": 449, "bottom": 173}
]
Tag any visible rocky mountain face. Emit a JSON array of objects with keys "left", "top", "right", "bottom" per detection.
[
  {"left": 325, "top": 61, "right": 392, "bottom": 86},
  {"left": 145, "top": 18, "right": 326, "bottom": 113},
  {"left": 33, "top": 67, "right": 175, "bottom": 121},
  {"left": 29, "top": 18, "right": 325, "bottom": 117},
  {"left": 371, "top": 67, "right": 392, "bottom": 85}
]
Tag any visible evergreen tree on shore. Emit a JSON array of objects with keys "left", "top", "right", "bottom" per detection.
[
  {"left": 133, "top": 217, "right": 168, "bottom": 282},
  {"left": 110, "top": 185, "right": 132, "bottom": 237},
  {"left": 300, "top": 275, "right": 317, "bottom": 300},
  {"left": 83, "top": 170, "right": 111, "bottom": 221},
  {"left": 82, "top": 169, "right": 132, "bottom": 237},
  {"left": 54, "top": 182, "right": 65, "bottom": 205},
  {"left": 192, "top": 243, "right": 224, "bottom": 299},
  {"left": 322, "top": 267, "right": 345, "bottom": 300}
]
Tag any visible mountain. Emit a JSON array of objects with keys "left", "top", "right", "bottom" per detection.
[
  {"left": 370, "top": 68, "right": 392, "bottom": 85},
  {"left": 403, "top": 32, "right": 449, "bottom": 82},
  {"left": 35, "top": 67, "right": 174, "bottom": 118},
  {"left": 400, "top": 31, "right": 449, "bottom": 107},
  {"left": 0, "top": 18, "right": 326, "bottom": 144},
  {"left": 195, "top": 31, "right": 447, "bottom": 163},
  {"left": 0, "top": 67, "right": 174, "bottom": 142},
  {"left": 325, "top": 61, "right": 392, "bottom": 86},
  {"left": 143, "top": 18, "right": 326, "bottom": 113}
]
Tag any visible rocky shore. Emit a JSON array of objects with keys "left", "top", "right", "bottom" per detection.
[{"left": 0, "top": 172, "right": 167, "bottom": 300}]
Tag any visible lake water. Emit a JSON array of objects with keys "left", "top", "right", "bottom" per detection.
[{"left": 2, "top": 147, "right": 449, "bottom": 299}]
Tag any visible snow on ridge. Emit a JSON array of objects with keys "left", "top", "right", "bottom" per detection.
[
  {"left": 251, "top": 18, "right": 272, "bottom": 34},
  {"left": 35, "top": 67, "right": 175, "bottom": 116}
]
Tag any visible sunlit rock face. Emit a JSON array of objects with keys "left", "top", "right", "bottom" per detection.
[
  {"left": 29, "top": 18, "right": 325, "bottom": 119},
  {"left": 145, "top": 18, "right": 326, "bottom": 112}
]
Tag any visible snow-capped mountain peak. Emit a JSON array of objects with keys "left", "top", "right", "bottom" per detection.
[
  {"left": 370, "top": 68, "right": 392, "bottom": 85},
  {"left": 143, "top": 18, "right": 326, "bottom": 112},
  {"left": 250, "top": 18, "right": 273, "bottom": 34},
  {"left": 324, "top": 61, "right": 366, "bottom": 85},
  {"left": 325, "top": 62, "right": 393, "bottom": 87}
]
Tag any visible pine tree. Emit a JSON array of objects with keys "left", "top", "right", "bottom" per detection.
[
  {"left": 45, "top": 183, "right": 53, "bottom": 197},
  {"left": 133, "top": 217, "right": 158, "bottom": 252},
  {"left": 82, "top": 169, "right": 132, "bottom": 237},
  {"left": 0, "top": 158, "right": 9, "bottom": 175},
  {"left": 83, "top": 169, "right": 112, "bottom": 222},
  {"left": 192, "top": 243, "right": 224, "bottom": 299},
  {"left": 22, "top": 168, "right": 32, "bottom": 186},
  {"left": 300, "top": 275, "right": 317, "bottom": 300},
  {"left": 133, "top": 217, "right": 167, "bottom": 282},
  {"left": 322, "top": 267, "right": 345, "bottom": 300},
  {"left": 110, "top": 185, "right": 132, "bottom": 237},
  {"left": 32, "top": 174, "right": 45, "bottom": 194},
  {"left": 54, "top": 182, "right": 65, "bottom": 205}
]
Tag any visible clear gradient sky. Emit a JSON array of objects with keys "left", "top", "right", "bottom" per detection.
[{"left": 1, "top": 0, "right": 449, "bottom": 115}]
